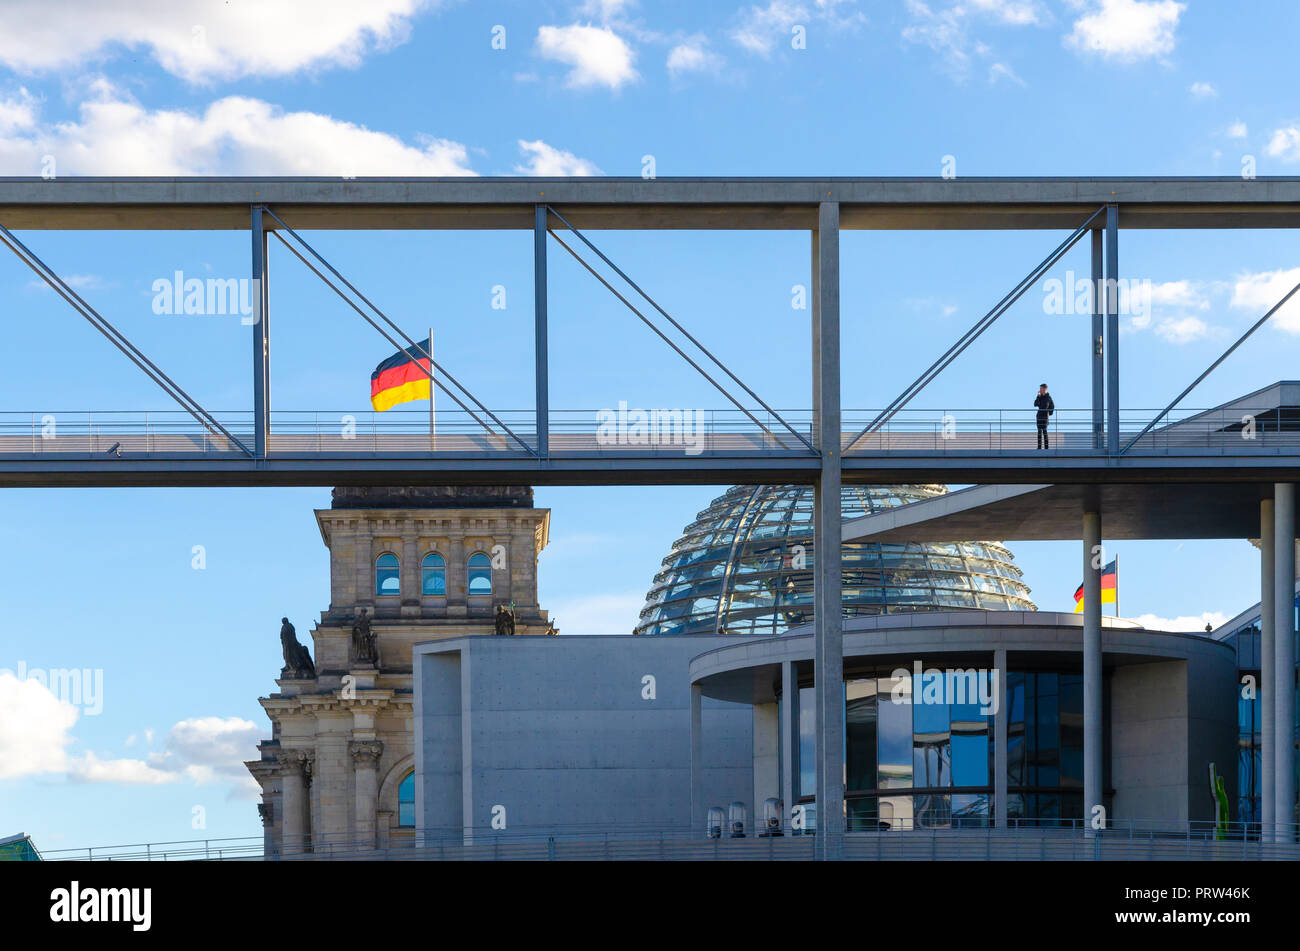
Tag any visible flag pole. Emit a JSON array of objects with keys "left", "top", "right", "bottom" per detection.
[{"left": 436, "top": 328, "right": 441, "bottom": 452}]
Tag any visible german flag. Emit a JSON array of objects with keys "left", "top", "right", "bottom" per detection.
[
  {"left": 1074, "top": 559, "right": 1117, "bottom": 614},
  {"left": 370, "top": 342, "right": 432, "bottom": 411}
]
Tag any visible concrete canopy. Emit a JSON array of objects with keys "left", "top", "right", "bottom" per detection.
[{"left": 841, "top": 482, "right": 1291, "bottom": 542}]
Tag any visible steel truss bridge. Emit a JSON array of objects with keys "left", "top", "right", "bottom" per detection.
[{"left": 5, "top": 176, "right": 1300, "bottom": 859}]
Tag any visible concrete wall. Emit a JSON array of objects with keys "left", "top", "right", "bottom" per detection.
[
  {"left": 1110, "top": 652, "right": 1236, "bottom": 827},
  {"left": 415, "top": 636, "right": 754, "bottom": 838}
]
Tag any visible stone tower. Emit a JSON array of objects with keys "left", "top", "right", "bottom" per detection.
[{"left": 245, "top": 485, "right": 551, "bottom": 854}]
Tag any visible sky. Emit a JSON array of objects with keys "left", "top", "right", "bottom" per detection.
[{"left": 1, "top": 0, "right": 1298, "bottom": 853}]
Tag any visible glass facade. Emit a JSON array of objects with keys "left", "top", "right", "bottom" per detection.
[
  {"left": 636, "top": 484, "right": 1036, "bottom": 636},
  {"left": 1219, "top": 599, "right": 1298, "bottom": 823},
  {"left": 796, "top": 668, "right": 1085, "bottom": 829}
]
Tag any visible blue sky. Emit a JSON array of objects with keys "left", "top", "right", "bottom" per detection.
[{"left": 1, "top": 0, "right": 1298, "bottom": 852}]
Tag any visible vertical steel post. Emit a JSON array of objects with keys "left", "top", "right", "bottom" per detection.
[
  {"left": 1083, "top": 511, "right": 1104, "bottom": 833},
  {"left": 534, "top": 205, "right": 549, "bottom": 457},
  {"left": 1105, "top": 205, "right": 1119, "bottom": 454},
  {"left": 811, "top": 201, "right": 844, "bottom": 860},
  {"left": 1091, "top": 228, "right": 1105, "bottom": 449},
  {"left": 1274, "top": 483, "right": 1296, "bottom": 839},
  {"left": 1261, "top": 497, "right": 1275, "bottom": 839},
  {"left": 251, "top": 205, "right": 270, "bottom": 458}
]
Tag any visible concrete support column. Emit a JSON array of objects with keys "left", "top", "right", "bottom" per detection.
[
  {"left": 279, "top": 750, "right": 312, "bottom": 853},
  {"left": 780, "top": 661, "right": 798, "bottom": 833},
  {"left": 1261, "top": 498, "right": 1275, "bottom": 837},
  {"left": 811, "top": 201, "right": 844, "bottom": 860},
  {"left": 994, "top": 648, "right": 1008, "bottom": 827},
  {"left": 350, "top": 740, "right": 383, "bottom": 848},
  {"left": 690, "top": 682, "right": 703, "bottom": 833},
  {"left": 753, "top": 703, "right": 780, "bottom": 815},
  {"left": 1275, "top": 483, "right": 1296, "bottom": 838},
  {"left": 1083, "top": 511, "right": 1104, "bottom": 831}
]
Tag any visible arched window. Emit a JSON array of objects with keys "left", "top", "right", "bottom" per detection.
[
  {"left": 468, "top": 552, "right": 493, "bottom": 595},
  {"left": 375, "top": 553, "right": 400, "bottom": 596},
  {"left": 421, "top": 553, "right": 446, "bottom": 596},
  {"left": 397, "top": 771, "right": 415, "bottom": 827}
]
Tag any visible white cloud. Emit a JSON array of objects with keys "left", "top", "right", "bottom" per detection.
[
  {"left": 547, "top": 592, "right": 647, "bottom": 635},
  {"left": 989, "top": 61, "right": 1025, "bottom": 85},
  {"left": 68, "top": 751, "right": 179, "bottom": 785},
  {"left": 1265, "top": 125, "right": 1300, "bottom": 163},
  {"left": 667, "top": 38, "right": 725, "bottom": 77},
  {"left": 1153, "top": 315, "right": 1209, "bottom": 343},
  {"left": 0, "top": 83, "right": 474, "bottom": 175},
  {"left": 1064, "top": 0, "right": 1185, "bottom": 63},
  {"left": 1189, "top": 81, "right": 1216, "bottom": 98},
  {"left": 1148, "top": 279, "right": 1210, "bottom": 311},
  {"left": 1132, "top": 611, "right": 1229, "bottom": 633},
  {"left": 1230, "top": 267, "right": 1300, "bottom": 332},
  {"left": 579, "top": 0, "right": 636, "bottom": 19},
  {"left": 902, "top": 0, "right": 1037, "bottom": 80},
  {"left": 1227, "top": 120, "right": 1248, "bottom": 140},
  {"left": 0, "top": 671, "right": 260, "bottom": 792},
  {"left": 968, "top": 0, "right": 1043, "bottom": 25},
  {"left": 536, "top": 24, "right": 639, "bottom": 90},
  {"left": 733, "top": 0, "right": 865, "bottom": 56},
  {"left": 0, "top": 672, "right": 79, "bottom": 779},
  {"left": 514, "top": 139, "right": 602, "bottom": 176},
  {"left": 0, "top": 0, "right": 438, "bottom": 83}
]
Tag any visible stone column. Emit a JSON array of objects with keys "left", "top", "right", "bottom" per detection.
[
  {"left": 1275, "top": 483, "right": 1296, "bottom": 839},
  {"left": 279, "top": 750, "right": 313, "bottom": 854},
  {"left": 1262, "top": 498, "right": 1275, "bottom": 838},
  {"left": 690, "top": 683, "right": 703, "bottom": 832},
  {"left": 994, "top": 648, "right": 1008, "bottom": 828},
  {"left": 1082, "top": 511, "right": 1103, "bottom": 834},
  {"left": 780, "top": 661, "right": 798, "bottom": 834},
  {"left": 350, "top": 740, "right": 384, "bottom": 849}
]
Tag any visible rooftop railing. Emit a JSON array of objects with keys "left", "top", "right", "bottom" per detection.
[
  {"left": 33, "top": 818, "right": 1300, "bottom": 862},
  {"left": 0, "top": 407, "right": 1294, "bottom": 457}
]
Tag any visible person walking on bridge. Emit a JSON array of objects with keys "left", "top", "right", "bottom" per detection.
[{"left": 1034, "top": 383, "right": 1054, "bottom": 450}]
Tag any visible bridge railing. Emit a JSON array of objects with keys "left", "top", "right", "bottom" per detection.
[
  {"left": 31, "top": 817, "right": 1300, "bottom": 862},
  {"left": 0, "top": 407, "right": 1292, "bottom": 456},
  {"left": 840, "top": 406, "right": 1296, "bottom": 453}
]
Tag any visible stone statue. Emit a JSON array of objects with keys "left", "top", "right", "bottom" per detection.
[
  {"left": 280, "top": 617, "right": 316, "bottom": 679},
  {"left": 351, "top": 608, "right": 379, "bottom": 665},
  {"left": 494, "top": 605, "right": 510, "bottom": 636},
  {"left": 505, "top": 605, "right": 516, "bottom": 636}
]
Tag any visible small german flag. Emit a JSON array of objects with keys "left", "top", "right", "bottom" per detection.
[
  {"left": 370, "top": 342, "right": 432, "bottom": 411},
  {"left": 1074, "top": 558, "right": 1117, "bottom": 614}
]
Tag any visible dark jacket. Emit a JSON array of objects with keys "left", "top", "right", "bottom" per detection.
[{"left": 1034, "top": 392, "right": 1054, "bottom": 419}]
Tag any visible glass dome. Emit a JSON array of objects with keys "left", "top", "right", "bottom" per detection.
[{"left": 634, "top": 484, "right": 1036, "bottom": 637}]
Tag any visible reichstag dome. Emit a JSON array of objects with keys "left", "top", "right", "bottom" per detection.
[{"left": 635, "top": 484, "right": 1036, "bottom": 637}]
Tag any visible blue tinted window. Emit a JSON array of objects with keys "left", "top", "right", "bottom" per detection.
[
  {"left": 421, "top": 553, "right": 446, "bottom": 596},
  {"left": 468, "top": 552, "right": 493, "bottom": 595},
  {"left": 375, "top": 553, "right": 399, "bottom": 596}
]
